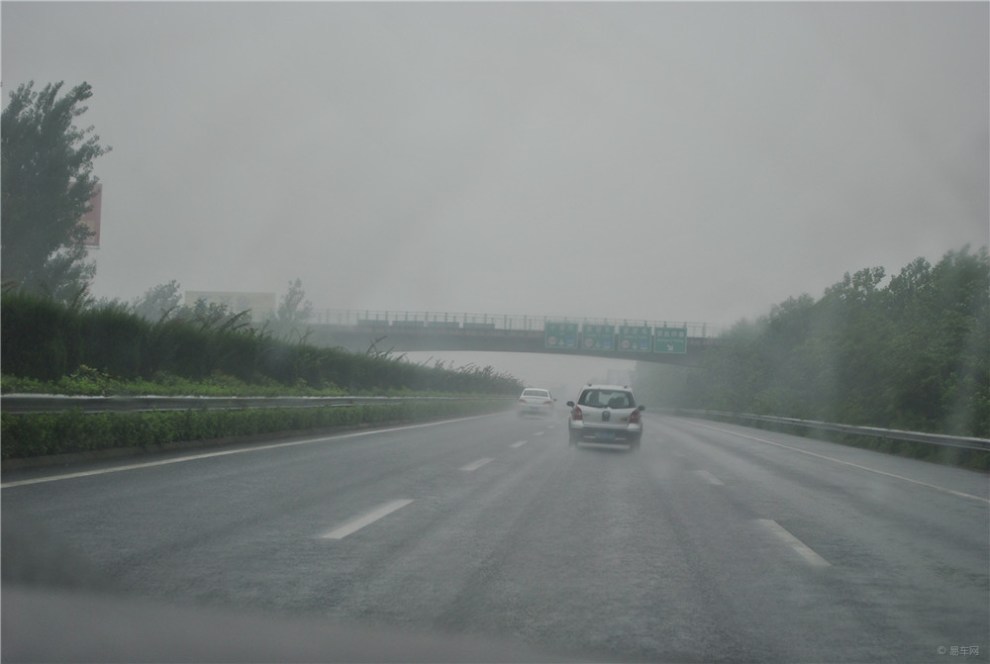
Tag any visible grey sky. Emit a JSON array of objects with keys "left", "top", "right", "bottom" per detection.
[{"left": 2, "top": 1, "right": 988, "bottom": 334}]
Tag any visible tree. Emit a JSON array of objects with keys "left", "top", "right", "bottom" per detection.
[
  {"left": 272, "top": 278, "right": 313, "bottom": 339},
  {"left": 131, "top": 280, "right": 183, "bottom": 322},
  {"left": 183, "top": 298, "right": 250, "bottom": 333},
  {"left": 646, "top": 248, "right": 989, "bottom": 436},
  {"left": 1, "top": 81, "right": 111, "bottom": 300}
]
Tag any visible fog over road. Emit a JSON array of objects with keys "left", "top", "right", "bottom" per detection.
[{"left": 3, "top": 412, "right": 988, "bottom": 662}]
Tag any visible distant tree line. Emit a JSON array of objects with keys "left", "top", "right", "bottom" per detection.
[
  {"left": 129, "top": 277, "right": 314, "bottom": 341},
  {"left": 636, "top": 247, "right": 989, "bottom": 438}
]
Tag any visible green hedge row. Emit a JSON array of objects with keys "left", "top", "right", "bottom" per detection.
[
  {"left": 1, "top": 293, "right": 524, "bottom": 395},
  {"left": 1, "top": 399, "right": 510, "bottom": 459}
]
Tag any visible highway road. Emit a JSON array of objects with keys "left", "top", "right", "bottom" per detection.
[{"left": 3, "top": 411, "right": 988, "bottom": 662}]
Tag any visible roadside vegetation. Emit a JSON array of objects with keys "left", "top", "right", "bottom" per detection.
[
  {"left": 2, "top": 81, "right": 108, "bottom": 303},
  {"left": 0, "top": 292, "right": 523, "bottom": 396},
  {"left": 0, "top": 294, "right": 522, "bottom": 460},
  {"left": 3, "top": 82, "right": 983, "bottom": 465},
  {"left": 1, "top": 399, "right": 506, "bottom": 461},
  {"left": 0, "top": 81, "right": 521, "bottom": 461},
  {"left": 636, "top": 247, "right": 989, "bottom": 469}
]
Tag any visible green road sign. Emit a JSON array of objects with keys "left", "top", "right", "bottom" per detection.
[
  {"left": 581, "top": 324, "right": 615, "bottom": 351},
  {"left": 618, "top": 325, "right": 652, "bottom": 352},
  {"left": 654, "top": 327, "right": 688, "bottom": 354},
  {"left": 544, "top": 322, "right": 579, "bottom": 349}
]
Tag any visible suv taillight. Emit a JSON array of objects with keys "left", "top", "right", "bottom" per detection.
[
  {"left": 571, "top": 406, "right": 583, "bottom": 421},
  {"left": 629, "top": 409, "right": 641, "bottom": 424}
]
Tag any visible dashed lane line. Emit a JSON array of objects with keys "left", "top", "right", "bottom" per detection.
[
  {"left": 459, "top": 458, "right": 494, "bottom": 472},
  {"left": 696, "top": 470, "right": 724, "bottom": 485},
  {"left": 511, "top": 441, "right": 528, "bottom": 449},
  {"left": 757, "top": 519, "right": 831, "bottom": 568},
  {"left": 319, "top": 500, "right": 414, "bottom": 540}
]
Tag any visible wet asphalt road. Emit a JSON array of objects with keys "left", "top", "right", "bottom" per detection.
[{"left": 3, "top": 411, "right": 988, "bottom": 662}]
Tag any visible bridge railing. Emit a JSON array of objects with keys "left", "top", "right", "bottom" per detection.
[{"left": 312, "top": 309, "right": 720, "bottom": 338}]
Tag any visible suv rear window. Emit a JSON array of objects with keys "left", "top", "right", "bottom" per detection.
[{"left": 578, "top": 389, "right": 635, "bottom": 409}]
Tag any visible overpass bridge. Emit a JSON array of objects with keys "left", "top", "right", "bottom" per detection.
[{"left": 306, "top": 310, "right": 720, "bottom": 366}]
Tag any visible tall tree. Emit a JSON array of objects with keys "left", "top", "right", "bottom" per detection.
[
  {"left": 272, "top": 278, "right": 314, "bottom": 339},
  {"left": 131, "top": 280, "right": 183, "bottom": 322},
  {"left": 1, "top": 81, "right": 110, "bottom": 300}
]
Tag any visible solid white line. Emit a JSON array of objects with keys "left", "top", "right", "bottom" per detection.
[
  {"left": 690, "top": 422, "right": 990, "bottom": 505},
  {"left": 0, "top": 415, "right": 494, "bottom": 489},
  {"left": 696, "top": 470, "right": 724, "bottom": 485},
  {"left": 320, "top": 500, "right": 414, "bottom": 540},
  {"left": 757, "top": 519, "right": 831, "bottom": 568},
  {"left": 511, "top": 440, "right": 528, "bottom": 448},
  {"left": 460, "top": 458, "right": 493, "bottom": 472}
]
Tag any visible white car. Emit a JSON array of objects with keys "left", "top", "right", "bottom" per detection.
[
  {"left": 517, "top": 388, "right": 556, "bottom": 417},
  {"left": 566, "top": 384, "right": 644, "bottom": 449}
]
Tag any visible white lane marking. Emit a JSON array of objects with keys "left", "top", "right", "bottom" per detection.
[
  {"left": 0, "top": 415, "right": 495, "bottom": 489},
  {"left": 532, "top": 431, "right": 545, "bottom": 437},
  {"left": 757, "top": 519, "right": 831, "bottom": 568},
  {"left": 696, "top": 470, "right": 724, "bottom": 485},
  {"left": 320, "top": 500, "right": 414, "bottom": 540},
  {"left": 690, "top": 422, "right": 990, "bottom": 505},
  {"left": 460, "top": 458, "right": 494, "bottom": 472},
  {"left": 511, "top": 440, "right": 528, "bottom": 449}
]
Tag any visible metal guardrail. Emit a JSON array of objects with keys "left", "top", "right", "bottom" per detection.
[
  {"left": 678, "top": 409, "right": 990, "bottom": 452},
  {"left": 0, "top": 394, "right": 468, "bottom": 415}
]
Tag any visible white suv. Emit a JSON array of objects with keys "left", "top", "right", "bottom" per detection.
[{"left": 566, "top": 384, "right": 644, "bottom": 449}]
